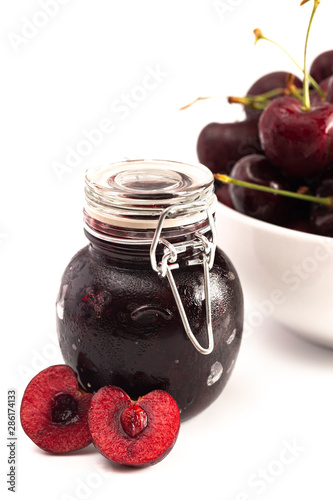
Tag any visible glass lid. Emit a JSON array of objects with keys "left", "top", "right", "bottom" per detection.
[{"left": 84, "top": 159, "right": 216, "bottom": 229}]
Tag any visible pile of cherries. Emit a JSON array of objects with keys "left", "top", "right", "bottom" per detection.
[{"left": 196, "top": 9, "right": 333, "bottom": 238}]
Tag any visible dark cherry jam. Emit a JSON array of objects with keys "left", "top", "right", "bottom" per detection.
[{"left": 56, "top": 160, "right": 243, "bottom": 420}]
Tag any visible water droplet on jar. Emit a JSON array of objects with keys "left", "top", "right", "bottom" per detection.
[
  {"left": 227, "top": 359, "right": 235, "bottom": 374},
  {"left": 175, "top": 359, "right": 179, "bottom": 364},
  {"left": 207, "top": 361, "right": 223, "bottom": 386},
  {"left": 130, "top": 305, "right": 172, "bottom": 324},
  {"left": 227, "top": 271, "right": 235, "bottom": 280},
  {"left": 72, "top": 344, "right": 77, "bottom": 351},
  {"left": 186, "top": 394, "right": 195, "bottom": 406},
  {"left": 226, "top": 328, "right": 236, "bottom": 345},
  {"left": 56, "top": 284, "right": 68, "bottom": 320}
]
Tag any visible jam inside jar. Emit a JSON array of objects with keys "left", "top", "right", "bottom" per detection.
[{"left": 56, "top": 159, "right": 244, "bottom": 420}]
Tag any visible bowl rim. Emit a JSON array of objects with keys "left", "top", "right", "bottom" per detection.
[{"left": 216, "top": 200, "right": 333, "bottom": 244}]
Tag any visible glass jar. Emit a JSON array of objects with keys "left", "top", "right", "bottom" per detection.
[{"left": 56, "top": 159, "right": 243, "bottom": 420}]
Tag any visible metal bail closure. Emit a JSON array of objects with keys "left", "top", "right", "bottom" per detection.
[{"left": 150, "top": 201, "right": 217, "bottom": 355}]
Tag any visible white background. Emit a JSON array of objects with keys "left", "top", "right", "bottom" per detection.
[{"left": 1, "top": 1, "right": 333, "bottom": 499}]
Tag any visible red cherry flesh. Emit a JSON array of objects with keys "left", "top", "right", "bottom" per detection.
[
  {"left": 88, "top": 386, "right": 180, "bottom": 467},
  {"left": 20, "top": 365, "right": 93, "bottom": 453}
]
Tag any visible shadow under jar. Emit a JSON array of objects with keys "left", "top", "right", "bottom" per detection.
[{"left": 56, "top": 159, "right": 244, "bottom": 420}]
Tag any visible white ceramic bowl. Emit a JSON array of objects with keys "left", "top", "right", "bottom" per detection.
[{"left": 216, "top": 201, "right": 333, "bottom": 347}]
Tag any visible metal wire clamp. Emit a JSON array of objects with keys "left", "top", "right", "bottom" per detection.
[{"left": 150, "top": 201, "right": 217, "bottom": 355}]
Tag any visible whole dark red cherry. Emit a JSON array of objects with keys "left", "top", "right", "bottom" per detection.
[
  {"left": 310, "top": 167, "right": 333, "bottom": 236},
  {"left": 228, "top": 154, "right": 293, "bottom": 224},
  {"left": 259, "top": 96, "right": 333, "bottom": 179},
  {"left": 197, "top": 120, "right": 261, "bottom": 175},
  {"left": 310, "top": 50, "right": 333, "bottom": 84},
  {"left": 244, "top": 71, "right": 302, "bottom": 121}
]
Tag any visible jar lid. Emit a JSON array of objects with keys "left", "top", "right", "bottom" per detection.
[{"left": 84, "top": 159, "right": 216, "bottom": 230}]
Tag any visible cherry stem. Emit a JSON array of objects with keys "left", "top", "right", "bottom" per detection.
[
  {"left": 228, "top": 88, "right": 288, "bottom": 110},
  {"left": 179, "top": 95, "right": 223, "bottom": 111},
  {"left": 254, "top": 28, "right": 325, "bottom": 99},
  {"left": 228, "top": 81, "right": 308, "bottom": 110},
  {"left": 214, "top": 173, "right": 333, "bottom": 207},
  {"left": 302, "top": 0, "right": 320, "bottom": 110},
  {"left": 288, "top": 84, "right": 303, "bottom": 101}
]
